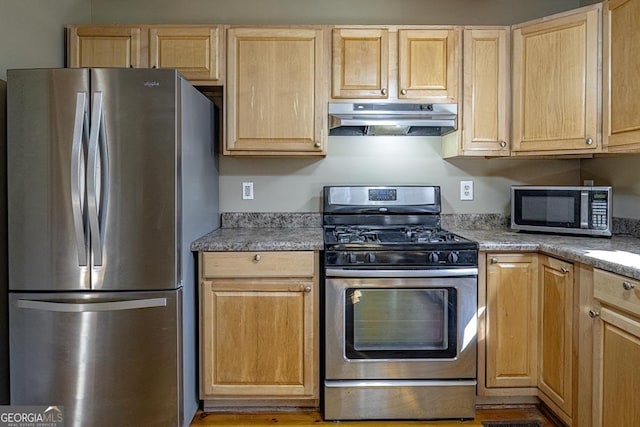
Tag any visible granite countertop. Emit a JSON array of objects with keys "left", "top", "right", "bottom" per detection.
[
  {"left": 191, "top": 227, "right": 324, "bottom": 252},
  {"left": 451, "top": 228, "right": 640, "bottom": 280},
  {"left": 191, "top": 212, "right": 640, "bottom": 280}
]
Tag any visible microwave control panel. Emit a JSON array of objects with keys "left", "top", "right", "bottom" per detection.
[{"left": 590, "top": 192, "right": 609, "bottom": 229}]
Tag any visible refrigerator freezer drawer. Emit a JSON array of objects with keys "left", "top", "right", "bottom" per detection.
[{"left": 9, "top": 290, "right": 183, "bottom": 427}]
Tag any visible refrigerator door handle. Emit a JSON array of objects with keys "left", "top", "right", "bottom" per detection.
[
  {"left": 15, "top": 298, "right": 168, "bottom": 313},
  {"left": 71, "top": 92, "right": 89, "bottom": 266},
  {"left": 87, "top": 91, "right": 109, "bottom": 266}
]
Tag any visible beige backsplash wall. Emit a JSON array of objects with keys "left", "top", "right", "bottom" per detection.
[
  {"left": 220, "top": 136, "right": 581, "bottom": 213},
  {"left": 581, "top": 155, "right": 640, "bottom": 220}
]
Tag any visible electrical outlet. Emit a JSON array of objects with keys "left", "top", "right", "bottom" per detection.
[
  {"left": 242, "top": 182, "right": 254, "bottom": 200},
  {"left": 460, "top": 180, "right": 474, "bottom": 201}
]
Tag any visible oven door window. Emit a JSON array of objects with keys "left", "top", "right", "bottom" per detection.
[{"left": 345, "top": 287, "right": 457, "bottom": 359}]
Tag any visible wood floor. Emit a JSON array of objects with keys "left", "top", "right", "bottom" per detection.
[{"left": 190, "top": 407, "right": 559, "bottom": 426}]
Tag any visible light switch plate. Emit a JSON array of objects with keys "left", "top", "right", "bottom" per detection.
[{"left": 460, "top": 180, "right": 473, "bottom": 201}]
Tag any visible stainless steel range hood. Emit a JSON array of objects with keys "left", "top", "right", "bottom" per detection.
[{"left": 329, "top": 102, "right": 457, "bottom": 136}]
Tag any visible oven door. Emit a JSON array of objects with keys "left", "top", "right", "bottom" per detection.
[{"left": 325, "top": 268, "right": 477, "bottom": 380}]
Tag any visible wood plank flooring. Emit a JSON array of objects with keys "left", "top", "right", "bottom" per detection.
[{"left": 191, "top": 406, "right": 559, "bottom": 426}]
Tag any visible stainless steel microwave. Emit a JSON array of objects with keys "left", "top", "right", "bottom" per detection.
[{"left": 511, "top": 186, "right": 612, "bottom": 237}]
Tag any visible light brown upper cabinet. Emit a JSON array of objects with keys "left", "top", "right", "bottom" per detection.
[
  {"left": 603, "top": 0, "right": 640, "bottom": 152},
  {"left": 332, "top": 27, "right": 460, "bottom": 102},
  {"left": 67, "top": 25, "right": 223, "bottom": 85},
  {"left": 149, "top": 26, "right": 223, "bottom": 85},
  {"left": 511, "top": 6, "right": 601, "bottom": 156},
  {"left": 67, "top": 26, "right": 145, "bottom": 69},
  {"left": 443, "top": 27, "right": 510, "bottom": 158},
  {"left": 225, "top": 27, "right": 327, "bottom": 156},
  {"left": 332, "top": 28, "right": 389, "bottom": 99}
]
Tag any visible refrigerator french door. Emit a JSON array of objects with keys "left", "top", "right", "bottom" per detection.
[{"left": 7, "top": 68, "right": 219, "bottom": 427}]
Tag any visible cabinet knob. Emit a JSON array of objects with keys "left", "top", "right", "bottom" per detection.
[
  {"left": 303, "top": 285, "right": 312, "bottom": 293},
  {"left": 253, "top": 254, "right": 261, "bottom": 262},
  {"left": 490, "top": 257, "right": 498, "bottom": 264},
  {"left": 499, "top": 141, "right": 507, "bottom": 148},
  {"left": 623, "top": 281, "right": 635, "bottom": 291},
  {"left": 313, "top": 141, "right": 321, "bottom": 148},
  {"left": 560, "top": 267, "right": 569, "bottom": 274},
  {"left": 400, "top": 89, "right": 407, "bottom": 95},
  {"left": 381, "top": 88, "right": 387, "bottom": 96},
  {"left": 586, "top": 137, "right": 594, "bottom": 145},
  {"left": 588, "top": 309, "right": 600, "bottom": 318}
]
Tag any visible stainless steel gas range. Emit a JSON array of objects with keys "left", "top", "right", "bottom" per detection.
[{"left": 322, "top": 185, "right": 479, "bottom": 421}]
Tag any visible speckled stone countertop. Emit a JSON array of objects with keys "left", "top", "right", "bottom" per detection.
[
  {"left": 450, "top": 228, "right": 640, "bottom": 281},
  {"left": 190, "top": 213, "right": 323, "bottom": 251},
  {"left": 191, "top": 212, "right": 640, "bottom": 280}
]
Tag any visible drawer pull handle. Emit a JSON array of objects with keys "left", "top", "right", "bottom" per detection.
[
  {"left": 253, "top": 254, "right": 261, "bottom": 262},
  {"left": 499, "top": 141, "right": 507, "bottom": 148},
  {"left": 490, "top": 257, "right": 498, "bottom": 264},
  {"left": 586, "top": 137, "right": 594, "bottom": 145},
  {"left": 381, "top": 88, "right": 387, "bottom": 96},
  {"left": 303, "top": 286, "right": 312, "bottom": 293},
  {"left": 588, "top": 309, "right": 600, "bottom": 318},
  {"left": 561, "top": 267, "right": 569, "bottom": 274},
  {"left": 623, "top": 281, "right": 635, "bottom": 291}
]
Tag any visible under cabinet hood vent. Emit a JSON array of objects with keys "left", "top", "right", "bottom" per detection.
[{"left": 329, "top": 102, "right": 457, "bottom": 136}]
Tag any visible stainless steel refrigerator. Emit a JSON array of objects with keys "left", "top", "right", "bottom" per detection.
[
  {"left": 7, "top": 68, "right": 219, "bottom": 427},
  {"left": 0, "top": 78, "right": 8, "bottom": 405}
]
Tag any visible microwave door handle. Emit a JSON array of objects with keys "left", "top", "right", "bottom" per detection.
[{"left": 580, "top": 191, "right": 589, "bottom": 228}]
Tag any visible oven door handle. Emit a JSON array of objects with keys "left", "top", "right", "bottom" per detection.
[{"left": 325, "top": 268, "right": 478, "bottom": 278}]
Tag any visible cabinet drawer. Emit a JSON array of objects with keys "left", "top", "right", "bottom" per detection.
[
  {"left": 594, "top": 269, "right": 640, "bottom": 318},
  {"left": 202, "top": 251, "right": 315, "bottom": 278}
]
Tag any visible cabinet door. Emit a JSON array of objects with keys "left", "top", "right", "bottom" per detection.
[
  {"left": 398, "top": 29, "right": 459, "bottom": 102},
  {"left": 461, "top": 28, "right": 510, "bottom": 156},
  {"left": 538, "top": 256, "right": 573, "bottom": 418},
  {"left": 149, "top": 26, "right": 222, "bottom": 84},
  {"left": 511, "top": 8, "right": 600, "bottom": 155},
  {"left": 485, "top": 253, "right": 538, "bottom": 388},
  {"left": 226, "top": 27, "right": 326, "bottom": 155},
  {"left": 603, "top": 0, "right": 640, "bottom": 151},
  {"left": 200, "top": 278, "right": 316, "bottom": 398},
  {"left": 67, "top": 26, "right": 145, "bottom": 68},
  {"left": 593, "top": 306, "right": 640, "bottom": 427},
  {"left": 332, "top": 28, "right": 389, "bottom": 99}
]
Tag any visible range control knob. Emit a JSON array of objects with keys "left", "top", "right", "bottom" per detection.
[
  {"left": 366, "top": 252, "right": 376, "bottom": 263},
  {"left": 348, "top": 253, "right": 357, "bottom": 264},
  {"left": 428, "top": 252, "right": 439, "bottom": 263},
  {"left": 447, "top": 252, "right": 459, "bottom": 264}
]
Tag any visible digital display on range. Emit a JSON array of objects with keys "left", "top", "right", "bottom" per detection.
[{"left": 368, "top": 188, "right": 397, "bottom": 201}]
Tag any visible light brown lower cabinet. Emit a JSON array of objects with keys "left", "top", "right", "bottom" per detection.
[
  {"left": 537, "top": 255, "right": 574, "bottom": 422},
  {"left": 480, "top": 252, "right": 594, "bottom": 427},
  {"left": 484, "top": 253, "right": 539, "bottom": 391},
  {"left": 592, "top": 269, "right": 640, "bottom": 427},
  {"left": 199, "top": 251, "right": 319, "bottom": 410}
]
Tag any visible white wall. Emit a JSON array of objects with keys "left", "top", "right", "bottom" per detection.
[{"left": 220, "top": 136, "right": 581, "bottom": 213}]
